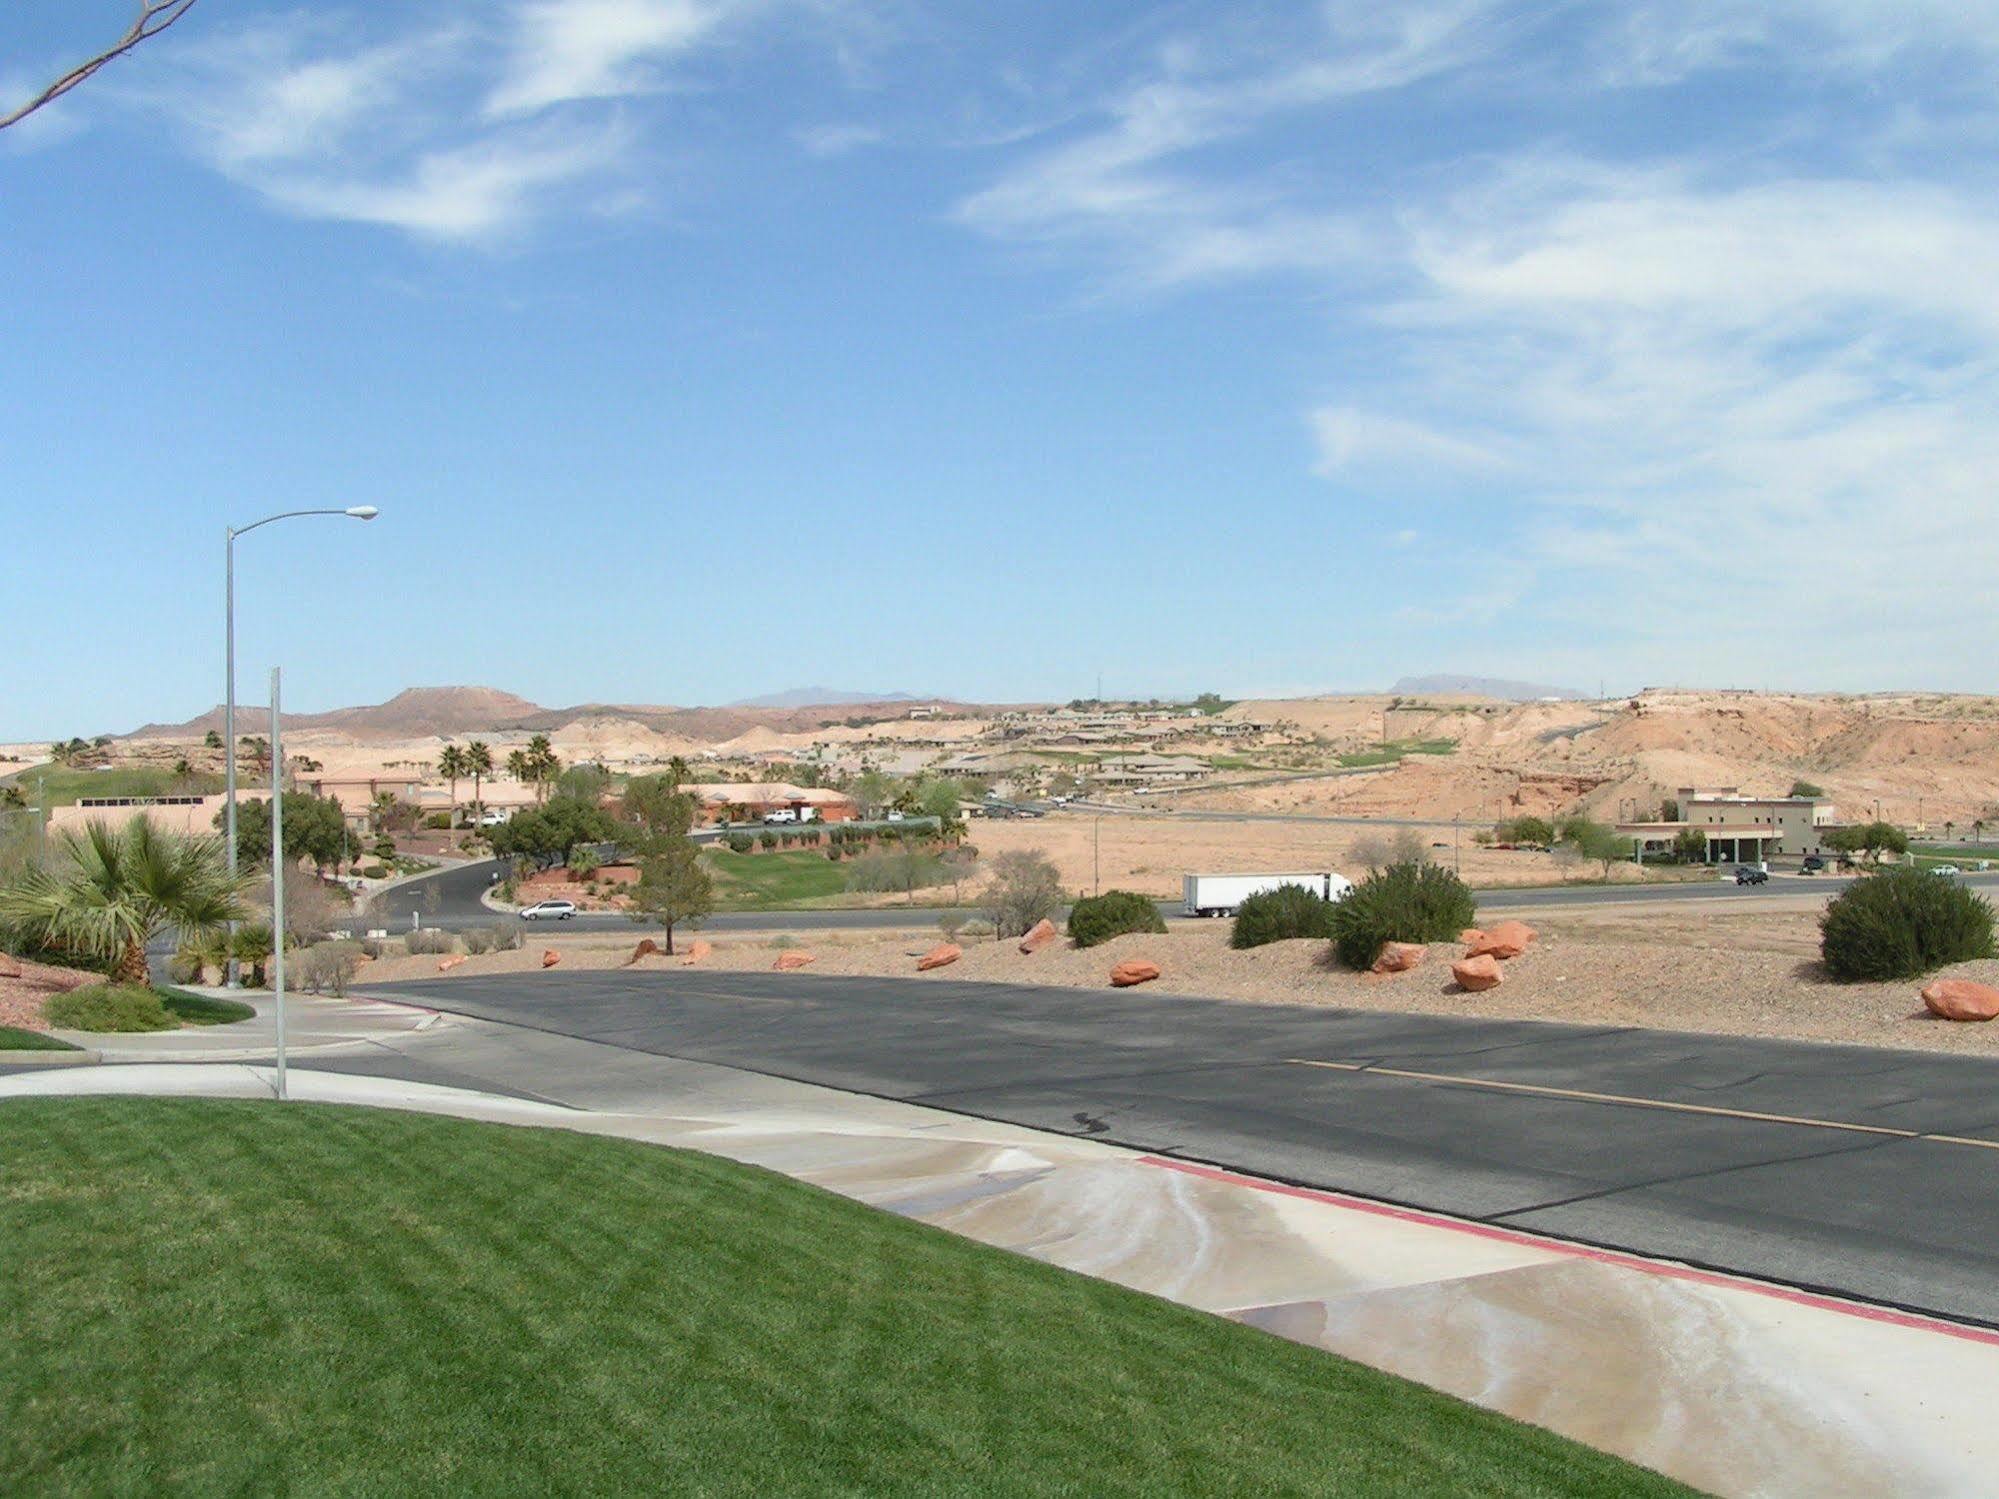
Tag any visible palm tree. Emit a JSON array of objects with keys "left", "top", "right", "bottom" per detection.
[
  {"left": 465, "top": 741, "right": 494, "bottom": 822},
  {"left": 0, "top": 816, "right": 249, "bottom": 985},
  {"left": 525, "top": 734, "right": 559, "bottom": 802},
  {"left": 438, "top": 745, "right": 469, "bottom": 823},
  {"left": 505, "top": 748, "right": 529, "bottom": 787},
  {"left": 667, "top": 755, "right": 689, "bottom": 790}
]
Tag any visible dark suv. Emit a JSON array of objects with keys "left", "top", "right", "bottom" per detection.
[
  {"left": 1799, "top": 855, "right": 1826, "bottom": 874},
  {"left": 1733, "top": 865, "right": 1769, "bottom": 885}
]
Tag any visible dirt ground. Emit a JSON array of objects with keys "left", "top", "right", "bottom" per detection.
[
  {"left": 0, "top": 957, "right": 101, "bottom": 1032},
  {"left": 968, "top": 814, "right": 1707, "bottom": 900},
  {"left": 354, "top": 899, "right": 1999, "bottom": 1056}
]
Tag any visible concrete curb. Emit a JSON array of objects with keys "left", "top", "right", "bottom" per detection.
[{"left": 0, "top": 1046, "right": 102, "bottom": 1067}]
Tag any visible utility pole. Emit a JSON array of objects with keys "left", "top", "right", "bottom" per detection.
[
  {"left": 1094, "top": 813, "right": 1101, "bottom": 896},
  {"left": 269, "top": 667, "right": 288, "bottom": 1102}
]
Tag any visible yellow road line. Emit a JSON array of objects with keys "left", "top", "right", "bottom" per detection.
[{"left": 1284, "top": 1059, "right": 1999, "bottom": 1151}]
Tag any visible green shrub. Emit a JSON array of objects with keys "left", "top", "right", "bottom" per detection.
[
  {"left": 1495, "top": 816, "right": 1553, "bottom": 847},
  {"left": 1329, "top": 864, "right": 1478, "bottom": 971},
  {"left": 759, "top": 831, "right": 778, "bottom": 851},
  {"left": 424, "top": 812, "right": 452, "bottom": 830},
  {"left": 1820, "top": 869, "right": 1996, "bottom": 981},
  {"left": 727, "top": 833, "right": 754, "bottom": 854},
  {"left": 1230, "top": 885, "right": 1340, "bottom": 949},
  {"left": 46, "top": 983, "right": 176, "bottom": 1033},
  {"left": 1067, "top": 890, "right": 1166, "bottom": 948},
  {"left": 361, "top": 863, "right": 389, "bottom": 880}
]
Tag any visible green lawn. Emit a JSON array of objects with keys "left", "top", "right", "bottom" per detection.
[
  {"left": 0, "top": 1026, "right": 77, "bottom": 1051},
  {"left": 157, "top": 987, "right": 257, "bottom": 1026},
  {"left": 1909, "top": 846, "right": 1999, "bottom": 869},
  {"left": 1337, "top": 739, "right": 1458, "bottom": 770},
  {"left": 0, "top": 764, "right": 224, "bottom": 808},
  {"left": 703, "top": 847, "right": 854, "bottom": 908},
  {"left": 0, "top": 1099, "right": 1690, "bottom": 1497}
]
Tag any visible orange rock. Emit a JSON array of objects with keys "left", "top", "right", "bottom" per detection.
[
  {"left": 917, "top": 943, "right": 962, "bottom": 971},
  {"left": 541, "top": 950, "right": 560, "bottom": 969},
  {"left": 626, "top": 938, "right": 661, "bottom": 966},
  {"left": 1110, "top": 959, "right": 1161, "bottom": 987},
  {"left": 681, "top": 939, "right": 713, "bottom": 965},
  {"left": 1451, "top": 954, "right": 1503, "bottom": 992},
  {"left": 1922, "top": 979, "right": 1999, "bottom": 1022},
  {"left": 1371, "top": 941, "right": 1427, "bottom": 974},
  {"left": 1018, "top": 918, "right": 1058, "bottom": 954},
  {"left": 437, "top": 954, "right": 466, "bottom": 972},
  {"left": 773, "top": 951, "right": 815, "bottom": 971},
  {"left": 1467, "top": 920, "right": 1536, "bottom": 960},
  {"left": 1460, "top": 928, "right": 1485, "bottom": 946}
]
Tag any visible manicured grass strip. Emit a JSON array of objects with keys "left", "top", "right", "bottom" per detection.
[
  {"left": 0, "top": 1026, "right": 76, "bottom": 1051},
  {"left": 703, "top": 847, "right": 852, "bottom": 908},
  {"left": 156, "top": 986, "right": 256, "bottom": 1026},
  {"left": 0, "top": 1099, "right": 1693, "bottom": 1498}
]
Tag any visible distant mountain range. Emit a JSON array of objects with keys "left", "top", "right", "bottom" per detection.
[
  {"left": 726, "top": 687, "right": 929, "bottom": 709},
  {"left": 1389, "top": 675, "right": 1590, "bottom": 702}
]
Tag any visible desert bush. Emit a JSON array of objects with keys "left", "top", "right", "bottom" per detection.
[
  {"left": 404, "top": 928, "right": 456, "bottom": 956},
  {"left": 424, "top": 812, "right": 452, "bottom": 830},
  {"left": 1068, "top": 890, "right": 1166, "bottom": 948},
  {"left": 959, "top": 919, "right": 994, "bottom": 941},
  {"left": 1230, "top": 884, "right": 1341, "bottom": 949},
  {"left": 463, "top": 927, "right": 495, "bottom": 955},
  {"left": 46, "top": 983, "right": 176, "bottom": 1033},
  {"left": 1328, "top": 864, "right": 1478, "bottom": 971},
  {"left": 1494, "top": 816, "right": 1554, "bottom": 847},
  {"left": 361, "top": 864, "right": 389, "bottom": 880},
  {"left": 1820, "top": 869, "right": 1996, "bottom": 981},
  {"left": 361, "top": 938, "right": 388, "bottom": 960},
  {"left": 486, "top": 923, "right": 521, "bottom": 952},
  {"left": 983, "top": 850, "right": 1063, "bottom": 939},
  {"left": 297, "top": 940, "right": 364, "bottom": 996},
  {"left": 1351, "top": 828, "right": 1430, "bottom": 871},
  {"left": 759, "top": 830, "right": 778, "bottom": 851},
  {"left": 727, "top": 833, "right": 754, "bottom": 854},
  {"left": 844, "top": 850, "right": 947, "bottom": 896},
  {"left": 938, "top": 911, "right": 966, "bottom": 940}
]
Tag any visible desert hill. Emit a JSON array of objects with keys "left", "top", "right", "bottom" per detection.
[{"left": 1388, "top": 674, "right": 1587, "bottom": 701}]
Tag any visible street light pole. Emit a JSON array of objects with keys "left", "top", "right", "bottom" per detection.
[
  {"left": 223, "top": 506, "right": 378, "bottom": 986},
  {"left": 270, "top": 666, "right": 288, "bottom": 1101}
]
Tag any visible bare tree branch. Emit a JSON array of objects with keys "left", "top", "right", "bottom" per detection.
[{"left": 0, "top": 0, "right": 199, "bottom": 132}]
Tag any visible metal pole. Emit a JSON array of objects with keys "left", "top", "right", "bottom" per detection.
[
  {"left": 224, "top": 527, "right": 239, "bottom": 987},
  {"left": 1094, "top": 814, "right": 1101, "bottom": 896},
  {"left": 270, "top": 666, "right": 287, "bottom": 1101}
]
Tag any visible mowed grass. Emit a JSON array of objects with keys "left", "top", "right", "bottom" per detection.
[
  {"left": 0, "top": 1098, "right": 1693, "bottom": 1498},
  {"left": 703, "top": 847, "right": 852, "bottom": 908},
  {"left": 0, "top": 1026, "right": 77, "bottom": 1051},
  {"left": 0, "top": 764, "right": 223, "bottom": 807}
]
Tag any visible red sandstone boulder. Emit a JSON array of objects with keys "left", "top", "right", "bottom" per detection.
[
  {"left": 681, "top": 939, "right": 713, "bottom": 965},
  {"left": 1467, "top": 920, "right": 1536, "bottom": 960},
  {"left": 541, "top": 950, "right": 560, "bottom": 969},
  {"left": 627, "top": 938, "right": 661, "bottom": 966},
  {"left": 773, "top": 951, "right": 815, "bottom": 972},
  {"left": 1371, "top": 942, "right": 1427, "bottom": 974},
  {"left": 918, "top": 943, "right": 962, "bottom": 972},
  {"left": 437, "top": 954, "right": 466, "bottom": 973},
  {"left": 1452, "top": 954, "right": 1503, "bottom": 992},
  {"left": 1922, "top": 979, "right": 1999, "bottom": 1022},
  {"left": 1018, "top": 918, "right": 1058, "bottom": 954},
  {"left": 1460, "top": 928, "right": 1485, "bottom": 946},
  {"left": 1110, "top": 960, "right": 1161, "bottom": 988}
]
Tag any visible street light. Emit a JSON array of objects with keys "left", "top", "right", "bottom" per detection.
[{"left": 224, "top": 506, "right": 379, "bottom": 985}]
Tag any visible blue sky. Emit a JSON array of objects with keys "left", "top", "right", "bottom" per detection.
[{"left": 5, "top": 1, "right": 1997, "bottom": 737}]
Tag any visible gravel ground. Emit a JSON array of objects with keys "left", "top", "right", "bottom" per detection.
[
  {"left": 350, "top": 908, "right": 1999, "bottom": 1055},
  {"left": 0, "top": 958, "right": 102, "bottom": 1033}
]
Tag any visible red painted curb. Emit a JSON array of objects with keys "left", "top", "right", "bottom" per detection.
[{"left": 1139, "top": 1154, "right": 1999, "bottom": 1348}]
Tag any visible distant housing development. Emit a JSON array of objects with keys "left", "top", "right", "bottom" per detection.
[{"left": 683, "top": 782, "right": 858, "bottom": 824}]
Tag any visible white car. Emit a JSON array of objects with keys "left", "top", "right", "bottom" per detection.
[
  {"left": 519, "top": 899, "right": 578, "bottom": 921},
  {"left": 478, "top": 809, "right": 510, "bottom": 827},
  {"left": 1930, "top": 864, "right": 1962, "bottom": 878},
  {"left": 762, "top": 809, "right": 800, "bottom": 824}
]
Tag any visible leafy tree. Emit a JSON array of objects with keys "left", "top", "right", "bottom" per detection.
[
  {"left": 1672, "top": 826, "right": 1709, "bottom": 863},
  {"left": 219, "top": 792, "right": 350, "bottom": 873},
  {"left": 913, "top": 776, "right": 964, "bottom": 826},
  {"left": 1658, "top": 798, "right": 1679, "bottom": 822},
  {"left": 1559, "top": 816, "right": 1628, "bottom": 880},
  {"left": 983, "top": 849, "right": 1063, "bottom": 939},
  {"left": 623, "top": 776, "right": 695, "bottom": 841},
  {"left": 1859, "top": 820, "right": 1909, "bottom": 864},
  {"left": 626, "top": 832, "right": 713, "bottom": 955},
  {"left": 0, "top": 816, "right": 248, "bottom": 985},
  {"left": 851, "top": 770, "right": 893, "bottom": 820},
  {"left": 1788, "top": 780, "right": 1826, "bottom": 799},
  {"left": 488, "top": 795, "right": 616, "bottom": 870},
  {"left": 557, "top": 762, "right": 613, "bottom": 806}
]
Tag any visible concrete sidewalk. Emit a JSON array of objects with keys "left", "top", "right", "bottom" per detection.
[
  {"left": 5, "top": 1020, "right": 1995, "bottom": 1497},
  {"left": 35, "top": 989, "right": 457, "bottom": 1063}
]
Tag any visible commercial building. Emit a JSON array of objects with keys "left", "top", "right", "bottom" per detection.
[
  {"left": 1616, "top": 787, "right": 1838, "bottom": 865},
  {"left": 46, "top": 791, "right": 268, "bottom": 840}
]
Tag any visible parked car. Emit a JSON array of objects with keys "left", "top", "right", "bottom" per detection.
[
  {"left": 478, "top": 809, "right": 510, "bottom": 827},
  {"left": 519, "top": 899, "right": 578, "bottom": 921},
  {"left": 1930, "top": 864, "right": 1962, "bottom": 878},
  {"left": 1799, "top": 855, "right": 1826, "bottom": 874},
  {"left": 762, "top": 808, "right": 800, "bottom": 824},
  {"left": 1733, "top": 866, "right": 1769, "bottom": 885}
]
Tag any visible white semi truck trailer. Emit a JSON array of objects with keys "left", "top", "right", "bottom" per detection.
[{"left": 1181, "top": 871, "right": 1352, "bottom": 918}]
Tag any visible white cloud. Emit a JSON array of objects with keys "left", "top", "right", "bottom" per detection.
[
  {"left": 794, "top": 121, "right": 882, "bottom": 156},
  {"left": 486, "top": 0, "right": 739, "bottom": 118},
  {"left": 1310, "top": 407, "right": 1508, "bottom": 476}
]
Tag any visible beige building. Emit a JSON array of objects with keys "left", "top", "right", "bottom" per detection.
[
  {"left": 1618, "top": 787, "right": 1837, "bottom": 865},
  {"left": 47, "top": 791, "right": 269, "bottom": 841}
]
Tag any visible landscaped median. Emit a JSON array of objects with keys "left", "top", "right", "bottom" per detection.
[{"left": 0, "top": 1096, "right": 1691, "bottom": 1496}]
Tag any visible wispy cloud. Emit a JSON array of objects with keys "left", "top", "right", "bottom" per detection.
[
  {"left": 794, "top": 121, "right": 882, "bottom": 157},
  {"left": 486, "top": 0, "right": 742, "bottom": 119}
]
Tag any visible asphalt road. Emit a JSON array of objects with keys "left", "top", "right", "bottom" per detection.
[
  {"left": 367, "top": 967, "right": 1999, "bottom": 1328},
  {"left": 374, "top": 854, "right": 1999, "bottom": 933}
]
